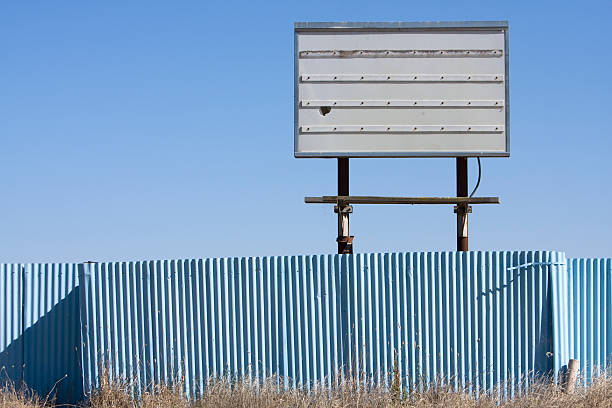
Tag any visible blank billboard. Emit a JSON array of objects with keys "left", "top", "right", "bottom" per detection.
[{"left": 294, "top": 22, "right": 509, "bottom": 158}]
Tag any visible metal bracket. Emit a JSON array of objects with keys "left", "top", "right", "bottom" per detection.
[
  {"left": 334, "top": 204, "right": 353, "bottom": 214},
  {"left": 454, "top": 204, "right": 473, "bottom": 214},
  {"left": 336, "top": 235, "right": 354, "bottom": 254}
]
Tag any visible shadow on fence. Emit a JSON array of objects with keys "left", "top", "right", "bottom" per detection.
[{"left": 0, "top": 288, "right": 83, "bottom": 404}]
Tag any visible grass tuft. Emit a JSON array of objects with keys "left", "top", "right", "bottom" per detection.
[{"left": 0, "top": 381, "right": 51, "bottom": 408}]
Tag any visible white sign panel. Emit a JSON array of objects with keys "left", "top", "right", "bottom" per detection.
[{"left": 294, "top": 22, "right": 509, "bottom": 157}]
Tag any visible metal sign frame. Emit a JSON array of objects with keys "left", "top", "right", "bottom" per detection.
[{"left": 294, "top": 21, "right": 510, "bottom": 158}]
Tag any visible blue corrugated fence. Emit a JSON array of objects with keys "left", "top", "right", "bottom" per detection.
[
  {"left": 78, "top": 257, "right": 347, "bottom": 396},
  {"left": 342, "top": 251, "right": 564, "bottom": 394},
  {"left": 74, "top": 251, "right": 571, "bottom": 396},
  {"left": 0, "top": 264, "right": 22, "bottom": 384},
  {"left": 566, "top": 258, "right": 611, "bottom": 384},
  {"left": 0, "top": 264, "right": 82, "bottom": 403},
  {"left": 0, "top": 251, "right": 610, "bottom": 404}
]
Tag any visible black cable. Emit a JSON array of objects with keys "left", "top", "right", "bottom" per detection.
[{"left": 469, "top": 157, "right": 481, "bottom": 198}]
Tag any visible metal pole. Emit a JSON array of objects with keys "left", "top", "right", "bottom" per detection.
[
  {"left": 456, "top": 158, "right": 469, "bottom": 251},
  {"left": 337, "top": 158, "right": 353, "bottom": 254}
]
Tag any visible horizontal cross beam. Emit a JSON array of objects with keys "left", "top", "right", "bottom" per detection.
[{"left": 305, "top": 196, "right": 500, "bottom": 205}]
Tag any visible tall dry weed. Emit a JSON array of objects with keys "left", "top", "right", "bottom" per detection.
[{"left": 0, "top": 381, "right": 51, "bottom": 408}]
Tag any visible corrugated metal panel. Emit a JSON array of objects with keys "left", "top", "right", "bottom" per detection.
[
  {"left": 78, "top": 257, "right": 345, "bottom": 396},
  {"left": 78, "top": 251, "right": 566, "bottom": 397},
  {"left": 0, "top": 264, "right": 82, "bottom": 403},
  {"left": 551, "top": 254, "right": 571, "bottom": 377},
  {"left": 0, "top": 264, "right": 23, "bottom": 384},
  {"left": 566, "top": 258, "right": 612, "bottom": 384},
  {"left": 22, "top": 263, "right": 82, "bottom": 403},
  {"left": 342, "top": 251, "right": 565, "bottom": 396}
]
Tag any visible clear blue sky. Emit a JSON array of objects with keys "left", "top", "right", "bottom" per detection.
[{"left": 1, "top": 1, "right": 610, "bottom": 263}]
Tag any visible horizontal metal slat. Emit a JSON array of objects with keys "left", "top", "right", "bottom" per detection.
[
  {"left": 300, "top": 125, "right": 504, "bottom": 133},
  {"left": 301, "top": 74, "right": 504, "bottom": 82},
  {"left": 299, "top": 49, "right": 504, "bottom": 58},
  {"left": 301, "top": 100, "right": 503, "bottom": 108}
]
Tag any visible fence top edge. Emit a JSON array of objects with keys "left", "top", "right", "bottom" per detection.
[{"left": 1, "top": 250, "right": 589, "bottom": 269}]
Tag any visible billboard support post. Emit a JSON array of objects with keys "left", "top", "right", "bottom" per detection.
[
  {"left": 336, "top": 158, "right": 353, "bottom": 254},
  {"left": 455, "top": 158, "right": 470, "bottom": 251}
]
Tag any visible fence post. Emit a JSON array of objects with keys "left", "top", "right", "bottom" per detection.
[{"left": 563, "top": 359, "right": 579, "bottom": 394}]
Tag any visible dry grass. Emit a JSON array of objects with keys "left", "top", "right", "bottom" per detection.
[
  {"left": 198, "top": 375, "right": 612, "bottom": 408},
  {"left": 83, "top": 370, "right": 612, "bottom": 408},
  {"left": 85, "top": 368, "right": 189, "bottom": 408},
  {"left": 1, "top": 372, "right": 610, "bottom": 407},
  {"left": 0, "top": 381, "right": 51, "bottom": 408}
]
